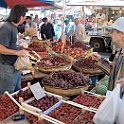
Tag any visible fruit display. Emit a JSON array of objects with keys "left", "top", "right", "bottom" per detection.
[
  {"left": 27, "top": 114, "right": 38, "bottom": 124},
  {"left": 52, "top": 41, "right": 69, "bottom": 52},
  {"left": 37, "top": 55, "right": 71, "bottom": 68},
  {"left": 72, "top": 93, "right": 105, "bottom": 109},
  {"left": 42, "top": 71, "right": 91, "bottom": 89},
  {"left": 48, "top": 103, "right": 81, "bottom": 124},
  {"left": 72, "top": 110, "right": 95, "bottom": 124},
  {"left": 28, "top": 44, "right": 46, "bottom": 52},
  {"left": 74, "top": 57, "right": 98, "bottom": 69},
  {"left": 71, "top": 41, "right": 90, "bottom": 51},
  {"left": 28, "top": 95, "right": 59, "bottom": 112},
  {"left": 52, "top": 41, "right": 85, "bottom": 58},
  {"left": 0, "top": 94, "right": 19, "bottom": 121},
  {"left": 12, "top": 89, "right": 34, "bottom": 102},
  {"left": 63, "top": 47, "right": 85, "bottom": 58}
]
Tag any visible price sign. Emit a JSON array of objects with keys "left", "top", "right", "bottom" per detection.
[{"left": 30, "top": 82, "right": 45, "bottom": 100}]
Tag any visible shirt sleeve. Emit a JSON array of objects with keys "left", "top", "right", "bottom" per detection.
[
  {"left": 97, "top": 58, "right": 112, "bottom": 76},
  {"left": 0, "top": 26, "right": 11, "bottom": 47}
]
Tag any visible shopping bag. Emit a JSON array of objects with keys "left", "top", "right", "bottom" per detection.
[
  {"left": 93, "top": 84, "right": 122, "bottom": 124},
  {"left": 14, "top": 52, "right": 30, "bottom": 70},
  {"left": 116, "top": 94, "right": 124, "bottom": 124}
]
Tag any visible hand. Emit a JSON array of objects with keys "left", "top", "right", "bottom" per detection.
[
  {"left": 116, "top": 78, "right": 124, "bottom": 88},
  {"left": 16, "top": 50, "right": 28, "bottom": 57},
  {"left": 92, "top": 52, "right": 101, "bottom": 61}
]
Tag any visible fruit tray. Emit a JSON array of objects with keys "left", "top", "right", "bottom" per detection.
[
  {"left": 68, "top": 90, "right": 105, "bottom": 111},
  {"left": 2, "top": 107, "right": 61, "bottom": 124},
  {"left": 11, "top": 86, "right": 34, "bottom": 104},
  {"left": 45, "top": 100, "right": 96, "bottom": 124},
  {"left": 22, "top": 91, "right": 62, "bottom": 115},
  {"left": 0, "top": 92, "right": 22, "bottom": 122},
  {"left": 72, "top": 108, "right": 96, "bottom": 124}
]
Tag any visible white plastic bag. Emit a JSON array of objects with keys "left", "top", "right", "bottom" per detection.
[
  {"left": 93, "top": 84, "right": 122, "bottom": 124},
  {"left": 116, "top": 95, "right": 124, "bottom": 124}
]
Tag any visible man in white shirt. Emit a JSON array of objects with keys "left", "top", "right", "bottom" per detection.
[{"left": 74, "top": 18, "right": 86, "bottom": 42}]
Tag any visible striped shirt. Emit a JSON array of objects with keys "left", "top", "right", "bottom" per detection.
[{"left": 97, "top": 50, "right": 124, "bottom": 91}]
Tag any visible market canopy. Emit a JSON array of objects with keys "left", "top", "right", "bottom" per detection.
[
  {"left": 0, "top": 0, "right": 54, "bottom": 8},
  {"left": 67, "top": 0, "right": 124, "bottom": 7}
]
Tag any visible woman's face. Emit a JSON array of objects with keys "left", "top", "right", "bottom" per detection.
[{"left": 111, "top": 29, "right": 124, "bottom": 46}]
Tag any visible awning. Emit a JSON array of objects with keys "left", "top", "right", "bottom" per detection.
[
  {"left": 0, "top": 0, "right": 54, "bottom": 8},
  {"left": 67, "top": 1, "right": 124, "bottom": 7},
  {"left": 0, "top": 0, "right": 7, "bottom": 8}
]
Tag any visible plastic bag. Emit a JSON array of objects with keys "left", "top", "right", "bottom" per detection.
[
  {"left": 93, "top": 84, "right": 122, "bottom": 124},
  {"left": 116, "top": 94, "right": 124, "bottom": 124},
  {"left": 14, "top": 52, "right": 31, "bottom": 70}
]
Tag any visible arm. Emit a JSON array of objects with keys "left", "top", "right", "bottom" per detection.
[
  {"left": 0, "top": 44, "right": 28, "bottom": 57},
  {"left": 92, "top": 52, "right": 112, "bottom": 76}
]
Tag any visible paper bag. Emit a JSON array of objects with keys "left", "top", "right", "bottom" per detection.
[{"left": 14, "top": 52, "right": 30, "bottom": 70}]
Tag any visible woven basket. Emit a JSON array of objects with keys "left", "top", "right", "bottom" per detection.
[
  {"left": 44, "top": 85, "right": 89, "bottom": 96},
  {"left": 38, "top": 63, "right": 72, "bottom": 73},
  {"left": 73, "top": 64, "right": 102, "bottom": 75}
]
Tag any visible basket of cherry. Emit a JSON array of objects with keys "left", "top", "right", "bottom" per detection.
[
  {"left": 73, "top": 56, "right": 102, "bottom": 75},
  {"left": 42, "top": 71, "right": 91, "bottom": 96}
]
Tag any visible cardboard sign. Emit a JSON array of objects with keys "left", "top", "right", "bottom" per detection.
[{"left": 30, "top": 82, "right": 45, "bottom": 100}]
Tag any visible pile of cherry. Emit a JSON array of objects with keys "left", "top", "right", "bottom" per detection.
[
  {"left": 42, "top": 71, "right": 91, "bottom": 89},
  {"left": 0, "top": 94, "right": 19, "bottom": 121}
]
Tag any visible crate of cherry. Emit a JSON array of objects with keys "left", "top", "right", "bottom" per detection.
[
  {"left": 0, "top": 92, "right": 21, "bottom": 122},
  {"left": 70, "top": 90, "right": 105, "bottom": 111},
  {"left": 72, "top": 108, "right": 96, "bottom": 124},
  {"left": 2, "top": 106, "right": 61, "bottom": 124},
  {"left": 11, "top": 86, "right": 34, "bottom": 104},
  {"left": 46, "top": 101, "right": 83, "bottom": 124},
  {"left": 22, "top": 91, "right": 62, "bottom": 115}
]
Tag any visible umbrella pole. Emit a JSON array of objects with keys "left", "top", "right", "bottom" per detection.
[{"left": 61, "top": 0, "right": 66, "bottom": 53}]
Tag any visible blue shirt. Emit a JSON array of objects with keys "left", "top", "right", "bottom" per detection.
[
  {"left": 71, "top": 24, "right": 76, "bottom": 35},
  {"left": 65, "top": 23, "right": 71, "bottom": 38}
]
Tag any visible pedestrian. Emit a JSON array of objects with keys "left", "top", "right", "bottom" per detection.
[
  {"left": 40, "top": 17, "right": 55, "bottom": 41},
  {"left": 92, "top": 17, "right": 124, "bottom": 91},
  {"left": 0, "top": 4, "right": 28, "bottom": 95},
  {"left": 74, "top": 18, "right": 86, "bottom": 43}
]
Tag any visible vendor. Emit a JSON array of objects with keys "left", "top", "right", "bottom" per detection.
[{"left": 92, "top": 17, "right": 124, "bottom": 91}]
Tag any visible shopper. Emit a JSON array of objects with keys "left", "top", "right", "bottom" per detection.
[
  {"left": 64, "top": 18, "right": 71, "bottom": 41},
  {"left": 40, "top": 17, "right": 55, "bottom": 40},
  {"left": 92, "top": 17, "right": 124, "bottom": 91},
  {"left": 25, "top": 16, "right": 36, "bottom": 30},
  {"left": 0, "top": 4, "right": 28, "bottom": 95},
  {"left": 74, "top": 18, "right": 86, "bottom": 43}
]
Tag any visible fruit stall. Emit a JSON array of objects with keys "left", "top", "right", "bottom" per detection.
[{"left": 0, "top": 36, "right": 109, "bottom": 124}]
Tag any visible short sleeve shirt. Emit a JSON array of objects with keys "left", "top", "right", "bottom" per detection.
[{"left": 0, "top": 22, "right": 20, "bottom": 65}]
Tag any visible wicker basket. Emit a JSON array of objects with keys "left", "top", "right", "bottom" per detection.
[
  {"left": 38, "top": 63, "right": 72, "bottom": 73},
  {"left": 44, "top": 85, "right": 89, "bottom": 96},
  {"left": 37, "top": 54, "right": 73, "bottom": 73},
  {"left": 73, "top": 64, "right": 102, "bottom": 75}
]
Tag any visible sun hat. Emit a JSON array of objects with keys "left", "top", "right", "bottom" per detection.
[
  {"left": 106, "top": 17, "right": 124, "bottom": 33},
  {"left": 64, "top": 18, "right": 70, "bottom": 23}
]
